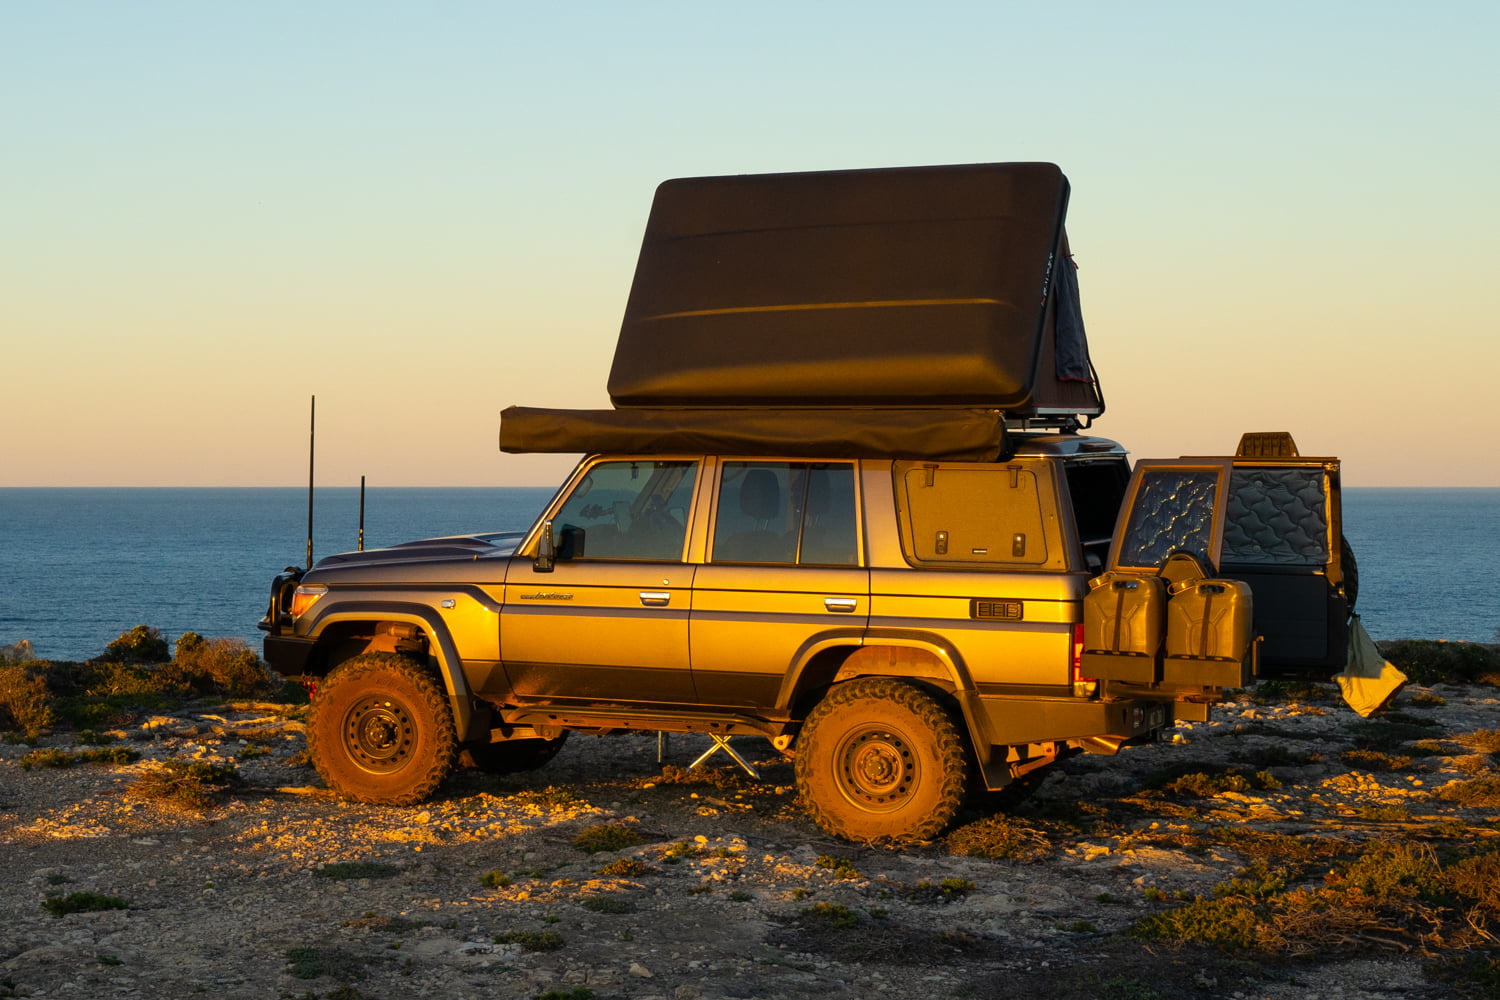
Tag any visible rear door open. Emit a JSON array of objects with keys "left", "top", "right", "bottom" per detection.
[{"left": 1103, "top": 447, "right": 1350, "bottom": 681}]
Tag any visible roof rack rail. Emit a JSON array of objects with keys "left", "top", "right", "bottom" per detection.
[{"left": 1003, "top": 414, "right": 1088, "bottom": 434}]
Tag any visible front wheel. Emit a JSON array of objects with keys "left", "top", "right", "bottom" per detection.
[
  {"left": 308, "top": 652, "right": 457, "bottom": 805},
  {"left": 794, "top": 677, "right": 970, "bottom": 842}
]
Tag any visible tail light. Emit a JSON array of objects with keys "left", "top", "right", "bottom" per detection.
[{"left": 1072, "top": 623, "right": 1097, "bottom": 697}]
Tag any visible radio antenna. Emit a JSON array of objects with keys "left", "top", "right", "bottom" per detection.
[
  {"left": 358, "top": 475, "right": 366, "bottom": 551},
  {"left": 306, "top": 395, "right": 316, "bottom": 569}
]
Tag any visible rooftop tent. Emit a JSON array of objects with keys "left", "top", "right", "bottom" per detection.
[
  {"left": 500, "top": 161, "right": 1101, "bottom": 458},
  {"left": 607, "top": 161, "right": 1101, "bottom": 415}
]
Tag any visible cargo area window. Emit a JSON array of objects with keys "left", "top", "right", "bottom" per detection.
[
  {"left": 552, "top": 460, "right": 697, "bottom": 561},
  {"left": 711, "top": 462, "right": 857, "bottom": 566}
]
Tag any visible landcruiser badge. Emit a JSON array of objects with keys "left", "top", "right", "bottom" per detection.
[{"left": 521, "top": 592, "right": 574, "bottom": 601}]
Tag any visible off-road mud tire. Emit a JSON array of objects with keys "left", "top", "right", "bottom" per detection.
[
  {"left": 1341, "top": 534, "right": 1359, "bottom": 610},
  {"left": 308, "top": 652, "right": 457, "bottom": 805},
  {"left": 795, "top": 677, "right": 969, "bottom": 842},
  {"left": 460, "top": 732, "right": 570, "bottom": 774}
]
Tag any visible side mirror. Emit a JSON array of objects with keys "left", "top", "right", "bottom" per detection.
[{"left": 534, "top": 519, "right": 556, "bottom": 573}]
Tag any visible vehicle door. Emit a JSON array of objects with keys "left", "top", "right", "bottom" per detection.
[
  {"left": 501, "top": 458, "right": 701, "bottom": 705},
  {"left": 1108, "top": 457, "right": 1348, "bottom": 677},
  {"left": 690, "top": 460, "right": 868, "bottom": 709}
]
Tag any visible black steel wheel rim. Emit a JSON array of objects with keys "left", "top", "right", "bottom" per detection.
[
  {"left": 343, "top": 695, "right": 416, "bottom": 773},
  {"left": 834, "top": 726, "right": 917, "bottom": 811}
]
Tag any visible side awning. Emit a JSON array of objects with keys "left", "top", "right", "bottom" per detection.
[{"left": 499, "top": 406, "right": 1008, "bottom": 462}]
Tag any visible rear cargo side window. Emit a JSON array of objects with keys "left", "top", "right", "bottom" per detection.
[
  {"left": 1116, "top": 469, "right": 1218, "bottom": 569},
  {"left": 712, "top": 462, "right": 857, "bottom": 566},
  {"left": 552, "top": 460, "right": 697, "bottom": 561},
  {"left": 899, "top": 465, "right": 1048, "bottom": 565}
]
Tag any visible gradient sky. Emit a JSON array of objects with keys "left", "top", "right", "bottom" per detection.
[{"left": 4, "top": 1, "right": 1496, "bottom": 487}]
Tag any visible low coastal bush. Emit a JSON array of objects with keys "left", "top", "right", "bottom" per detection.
[
  {"left": 127, "top": 759, "right": 242, "bottom": 811},
  {"left": 0, "top": 661, "right": 54, "bottom": 738},
  {"left": 0, "top": 626, "right": 282, "bottom": 737},
  {"left": 1381, "top": 639, "right": 1500, "bottom": 686},
  {"left": 42, "top": 892, "right": 128, "bottom": 917}
]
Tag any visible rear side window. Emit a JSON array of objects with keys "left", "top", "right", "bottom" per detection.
[
  {"left": 712, "top": 462, "right": 858, "bottom": 566},
  {"left": 898, "top": 464, "right": 1049, "bottom": 566},
  {"left": 1115, "top": 468, "right": 1219, "bottom": 570}
]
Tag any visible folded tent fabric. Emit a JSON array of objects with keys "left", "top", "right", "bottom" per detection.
[{"left": 498, "top": 406, "right": 1008, "bottom": 462}]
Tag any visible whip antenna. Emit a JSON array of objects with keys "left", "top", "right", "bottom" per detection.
[{"left": 306, "top": 395, "right": 315, "bottom": 569}]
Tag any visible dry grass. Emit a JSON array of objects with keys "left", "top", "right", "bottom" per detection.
[{"left": 946, "top": 814, "right": 1055, "bottom": 861}]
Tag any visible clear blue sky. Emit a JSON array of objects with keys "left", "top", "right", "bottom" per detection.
[{"left": 4, "top": 1, "right": 1497, "bottom": 486}]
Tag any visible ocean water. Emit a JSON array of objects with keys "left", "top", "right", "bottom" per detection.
[{"left": 1, "top": 486, "right": 1495, "bottom": 662}]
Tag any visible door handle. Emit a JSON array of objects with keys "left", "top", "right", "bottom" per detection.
[
  {"left": 824, "top": 597, "right": 858, "bottom": 613},
  {"left": 639, "top": 591, "right": 671, "bottom": 607}
]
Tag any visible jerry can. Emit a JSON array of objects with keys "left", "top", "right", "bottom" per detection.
[
  {"left": 1082, "top": 572, "right": 1166, "bottom": 684},
  {"left": 1163, "top": 577, "right": 1255, "bottom": 688}
]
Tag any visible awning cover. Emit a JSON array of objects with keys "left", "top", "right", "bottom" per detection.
[{"left": 500, "top": 406, "right": 1008, "bottom": 462}]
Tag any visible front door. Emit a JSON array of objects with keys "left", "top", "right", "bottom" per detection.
[{"left": 502, "top": 459, "right": 701, "bottom": 706}]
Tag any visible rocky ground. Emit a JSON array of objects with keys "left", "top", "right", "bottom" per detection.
[{"left": 4, "top": 681, "right": 1500, "bottom": 1000}]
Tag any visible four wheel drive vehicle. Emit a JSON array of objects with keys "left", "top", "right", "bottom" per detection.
[{"left": 258, "top": 162, "right": 1356, "bottom": 842}]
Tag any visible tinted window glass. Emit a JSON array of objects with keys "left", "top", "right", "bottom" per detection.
[
  {"left": 553, "top": 460, "right": 696, "bottom": 561},
  {"left": 712, "top": 462, "right": 857, "bottom": 565}
]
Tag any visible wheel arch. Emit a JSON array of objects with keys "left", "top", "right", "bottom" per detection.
[
  {"left": 302, "top": 602, "right": 478, "bottom": 741},
  {"left": 780, "top": 633, "right": 992, "bottom": 769}
]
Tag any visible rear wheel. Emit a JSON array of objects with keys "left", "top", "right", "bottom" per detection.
[
  {"left": 794, "top": 677, "right": 969, "bottom": 842},
  {"left": 460, "top": 732, "right": 569, "bottom": 774},
  {"left": 308, "top": 652, "right": 457, "bottom": 805}
]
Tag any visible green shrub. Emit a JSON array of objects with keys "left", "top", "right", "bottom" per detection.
[
  {"left": 481, "top": 870, "right": 513, "bottom": 888},
  {"left": 1341, "top": 749, "right": 1413, "bottom": 771},
  {"left": 815, "top": 855, "right": 861, "bottom": 879},
  {"left": 168, "top": 634, "right": 275, "bottom": 696},
  {"left": 493, "top": 930, "right": 564, "bottom": 952},
  {"left": 572, "top": 822, "right": 646, "bottom": 854},
  {"left": 596, "top": 858, "right": 655, "bottom": 878},
  {"left": 285, "top": 946, "right": 366, "bottom": 980},
  {"left": 127, "top": 759, "right": 241, "bottom": 810},
  {"left": 102, "top": 626, "right": 170, "bottom": 664},
  {"left": 947, "top": 814, "right": 1054, "bottom": 861},
  {"left": 316, "top": 861, "right": 398, "bottom": 881},
  {"left": 0, "top": 661, "right": 54, "bottom": 737},
  {"left": 42, "top": 892, "right": 127, "bottom": 917},
  {"left": 800, "top": 901, "right": 859, "bottom": 929},
  {"left": 20, "top": 746, "right": 139, "bottom": 770},
  {"left": 1382, "top": 639, "right": 1500, "bottom": 686},
  {"left": 1128, "top": 897, "right": 1260, "bottom": 949},
  {"left": 581, "top": 896, "right": 634, "bottom": 914}
]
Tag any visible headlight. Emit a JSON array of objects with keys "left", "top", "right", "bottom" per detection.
[{"left": 289, "top": 584, "right": 327, "bottom": 617}]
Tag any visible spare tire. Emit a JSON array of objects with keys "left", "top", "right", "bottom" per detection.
[{"left": 1341, "top": 535, "right": 1359, "bottom": 610}]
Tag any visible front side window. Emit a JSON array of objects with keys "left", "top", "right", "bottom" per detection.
[
  {"left": 552, "top": 460, "right": 697, "bottom": 561},
  {"left": 712, "top": 462, "right": 857, "bottom": 566}
]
